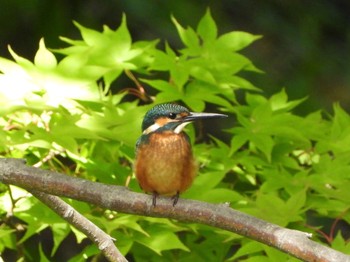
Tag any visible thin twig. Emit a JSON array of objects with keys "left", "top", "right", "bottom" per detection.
[
  {"left": 329, "top": 208, "right": 349, "bottom": 242},
  {"left": 123, "top": 70, "right": 153, "bottom": 102},
  {"left": 29, "top": 190, "right": 127, "bottom": 262},
  {"left": 33, "top": 149, "right": 62, "bottom": 168}
]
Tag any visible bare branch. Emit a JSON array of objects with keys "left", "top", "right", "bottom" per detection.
[
  {"left": 0, "top": 158, "right": 349, "bottom": 262},
  {"left": 29, "top": 190, "right": 127, "bottom": 262}
]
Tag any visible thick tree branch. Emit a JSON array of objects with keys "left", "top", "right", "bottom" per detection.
[
  {"left": 0, "top": 158, "right": 349, "bottom": 262},
  {"left": 29, "top": 190, "right": 127, "bottom": 262}
]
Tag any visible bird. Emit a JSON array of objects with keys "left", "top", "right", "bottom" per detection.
[{"left": 134, "top": 103, "right": 227, "bottom": 206}]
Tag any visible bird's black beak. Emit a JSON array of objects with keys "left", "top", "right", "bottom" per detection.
[{"left": 182, "top": 112, "right": 228, "bottom": 122}]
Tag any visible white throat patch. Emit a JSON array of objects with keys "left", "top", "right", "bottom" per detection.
[
  {"left": 174, "top": 122, "right": 191, "bottom": 134},
  {"left": 142, "top": 121, "right": 191, "bottom": 135},
  {"left": 143, "top": 123, "right": 161, "bottom": 135}
]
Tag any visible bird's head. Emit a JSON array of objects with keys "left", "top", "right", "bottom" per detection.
[{"left": 141, "top": 103, "right": 227, "bottom": 135}]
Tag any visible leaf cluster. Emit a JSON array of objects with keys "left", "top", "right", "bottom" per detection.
[{"left": 0, "top": 9, "right": 349, "bottom": 261}]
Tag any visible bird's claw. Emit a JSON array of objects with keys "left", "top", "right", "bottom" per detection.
[{"left": 172, "top": 192, "right": 180, "bottom": 206}]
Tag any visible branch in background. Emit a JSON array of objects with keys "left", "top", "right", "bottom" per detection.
[
  {"left": 0, "top": 158, "right": 349, "bottom": 262},
  {"left": 29, "top": 190, "right": 127, "bottom": 262}
]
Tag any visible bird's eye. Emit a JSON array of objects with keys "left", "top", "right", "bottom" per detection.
[{"left": 168, "top": 113, "right": 177, "bottom": 119}]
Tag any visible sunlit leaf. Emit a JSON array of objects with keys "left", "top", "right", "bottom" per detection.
[
  {"left": 171, "top": 16, "right": 200, "bottom": 54},
  {"left": 217, "top": 31, "right": 262, "bottom": 51},
  {"left": 197, "top": 9, "right": 217, "bottom": 42},
  {"left": 136, "top": 230, "right": 189, "bottom": 254},
  {"left": 34, "top": 39, "right": 57, "bottom": 70}
]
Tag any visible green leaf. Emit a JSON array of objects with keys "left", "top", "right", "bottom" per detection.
[
  {"left": 20, "top": 222, "right": 48, "bottom": 244},
  {"left": 264, "top": 245, "right": 297, "bottom": 261},
  {"left": 251, "top": 101, "right": 272, "bottom": 122},
  {"left": 112, "top": 231, "right": 134, "bottom": 255},
  {"left": 202, "top": 94, "right": 233, "bottom": 109},
  {"left": 210, "top": 52, "right": 254, "bottom": 75},
  {"left": 229, "top": 241, "right": 264, "bottom": 261},
  {"left": 285, "top": 190, "right": 307, "bottom": 219},
  {"left": 0, "top": 228, "right": 16, "bottom": 250},
  {"left": 189, "top": 66, "right": 216, "bottom": 84},
  {"left": 246, "top": 93, "right": 268, "bottom": 107},
  {"left": 331, "top": 232, "right": 350, "bottom": 255},
  {"left": 34, "top": 39, "right": 57, "bottom": 70},
  {"left": 184, "top": 171, "right": 227, "bottom": 201},
  {"left": 8, "top": 45, "right": 34, "bottom": 68},
  {"left": 269, "top": 89, "right": 307, "bottom": 112},
  {"left": 197, "top": 188, "right": 243, "bottom": 203},
  {"left": 229, "top": 133, "right": 249, "bottom": 155},
  {"left": 171, "top": 62, "right": 190, "bottom": 89},
  {"left": 103, "top": 69, "right": 123, "bottom": 87},
  {"left": 230, "top": 75, "right": 261, "bottom": 91},
  {"left": 155, "top": 89, "right": 183, "bottom": 104},
  {"left": 182, "top": 97, "right": 205, "bottom": 112},
  {"left": 197, "top": 9, "right": 217, "bottom": 42},
  {"left": 316, "top": 103, "right": 350, "bottom": 154},
  {"left": 217, "top": 31, "right": 262, "bottom": 51},
  {"left": 255, "top": 191, "right": 305, "bottom": 226},
  {"left": 73, "top": 21, "right": 107, "bottom": 47},
  {"left": 254, "top": 193, "right": 289, "bottom": 225},
  {"left": 149, "top": 48, "right": 174, "bottom": 71},
  {"left": 68, "top": 244, "right": 99, "bottom": 262},
  {"left": 58, "top": 36, "right": 86, "bottom": 47},
  {"left": 141, "top": 79, "right": 174, "bottom": 92},
  {"left": 331, "top": 103, "right": 350, "bottom": 138},
  {"left": 171, "top": 16, "right": 200, "bottom": 54},
  {"left": 70, "top": 226, "right": 87, "bottom": 244},
  {"left": 57, "top": 53, "right": 107, "bottom": 80},
  {"left": 104, "top": 14, "right": 132, "bottom": 52},
  {"left": 99, "top": 215, "right": 149, "bottom": 236},
  {"left": 51, "top": 223, "right": 70, "bottom": 255},
  {"left": 39, "top": 242, "right": 51, "bottom": 262},
  {"left": 250, "top": 134, "right": 274, "bottom": 162},
  {"left": 136, "top": 229, "right": 189, "bottom": 255}
]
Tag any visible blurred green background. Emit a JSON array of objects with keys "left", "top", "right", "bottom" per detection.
[{"left": 1, "top": 0, "right": 349, "bottom": 113}]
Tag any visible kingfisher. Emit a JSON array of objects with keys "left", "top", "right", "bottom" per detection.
[{"left": 134, "top": 103, "right": 227, "bottom": 206}]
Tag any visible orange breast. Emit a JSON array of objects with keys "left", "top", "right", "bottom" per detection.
[{"left": 134, "top": 132, "right": 197, "bottom": 196}]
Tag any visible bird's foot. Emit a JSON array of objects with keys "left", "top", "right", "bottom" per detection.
[
  {"left": 152, "top": 192, "right": 158, "bottom": 207},
  {"left": 152, "top": 192, "right": 179, "bottom": 207},
  {"left": 171, "top": 192, "right": 180, "bottom": 206}
]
